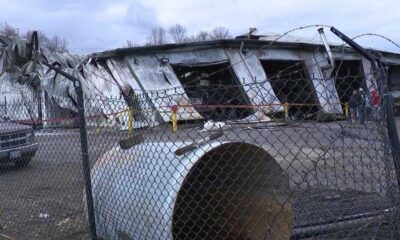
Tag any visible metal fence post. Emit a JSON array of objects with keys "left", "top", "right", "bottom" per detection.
[
  {"left": 42, "top": 62, "right": 97, "bottom": 239},
  {"left": 74, "top": 80, "right": 97, "bottom": 240}
]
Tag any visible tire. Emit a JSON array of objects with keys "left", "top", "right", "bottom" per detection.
[{"left": 14, "top": 156, "right": 32, "bottom": 168}]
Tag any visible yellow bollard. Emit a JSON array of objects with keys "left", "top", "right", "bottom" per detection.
[
  {"left": 284, "top": 102, "right": 289, "bottom": 121},
  {"left": 128, "top": 110, "right": 134, "bottom": 133},
  {"left": 344, "top": 102, "right": 349, "bottom": 117},
  {"left": 171, "top": 105, "right": 178, "bottom": 132}
]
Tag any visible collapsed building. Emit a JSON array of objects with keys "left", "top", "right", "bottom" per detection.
[{"left": 1, "top": 31, "right": 400, "bottom": 129}]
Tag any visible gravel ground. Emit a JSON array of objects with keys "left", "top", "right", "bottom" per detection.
[{"left": 0, "top": 119, "right": 398, "bottom": 239}]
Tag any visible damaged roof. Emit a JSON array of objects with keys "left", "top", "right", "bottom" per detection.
[{"left": 88, "top": 33, "right": 400, "bottom": 62}]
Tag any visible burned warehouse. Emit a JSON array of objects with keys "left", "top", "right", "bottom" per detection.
[{"left": 1, "top": 30, "right": 400, "bottom": 127}]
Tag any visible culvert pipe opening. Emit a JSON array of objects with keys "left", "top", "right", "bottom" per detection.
[{"left": 172, "top": 143, "right": 293, "bottom": 240}]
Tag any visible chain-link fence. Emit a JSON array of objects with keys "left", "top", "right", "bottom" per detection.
[{"left": 1, "top": 36, "right": 400, "bottom": 240}]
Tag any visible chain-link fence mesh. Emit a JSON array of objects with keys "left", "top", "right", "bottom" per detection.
[{"left": 1, "top": 47, "right": 400, "bottom": 240}]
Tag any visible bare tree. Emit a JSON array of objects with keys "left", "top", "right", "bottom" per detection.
[
  {"left": 24, "top": 30, "right": 68, "bottom": 53},
  {"left": 209, "top": 27, "right": 231, "bottom": 40},
  {"left": 124, "top": 39, "right": 141, "bottom": 47},
  {"left": 146, "top": 27, "right": 169, "bottom": 46},
  {"left": 0, "top": 22, "right": 19, "bottom": 38},
  {"left": 168, "top": 24, "right": 188, "bottom": 43},
  {"left": 196, "top": 31, "right": 209, "bottom": 41},
  {"left": 46, "top": 36, "right": 68, "bottom": 53}
]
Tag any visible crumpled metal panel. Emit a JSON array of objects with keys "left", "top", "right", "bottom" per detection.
[
  {"left": 81, "top": 62, "right": 131, "bottom": 128},
  {"left": 106, "top": 58, "right": 138, "bottom": 94},
  {"left": 0, "top": 73, "right": 38, "bottom": 121},
  {"left": 125, "top": 55, "right": 201, "bottom": 122},
  {"left": 105, "top": 58, "right": 153, "bottom": 128},
  {"left": 300, "top": 51, "right": 343, "bottom": 114},
  {"left": 41, "top": 67, "right": 79, "bottom": 111},
  {"left": 310, "top": 51, "right": 343, "bottom": 114}
]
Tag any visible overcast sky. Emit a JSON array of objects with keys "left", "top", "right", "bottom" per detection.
[{"left": 0, "top": 0, "right": 399, "bottom": 54}]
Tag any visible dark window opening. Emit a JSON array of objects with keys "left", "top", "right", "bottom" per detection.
[
  {"left": 332, "top": 60, "right": 365, "bottom": 114},
  {"left": 387, "top": 64, "right": 400, "bottom": 92},
  {"left": 260, "top": 60, "right": 319, "bottom": 117},
  {"left": 387, "top": 64, "right": 400, "bottom": 115},
  {"left": 172, "top": 62, "right": 254, "bottom": 121}
]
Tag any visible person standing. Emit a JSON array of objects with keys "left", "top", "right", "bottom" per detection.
[
  {"left": 371, "top": 89, "right": 380, "bottom": 119},
  {"left": 349, "top": 89, "right": 361, "bottom": 124},
  {"left": 358, "top": 88, "right": 367, "bottom": 124}
]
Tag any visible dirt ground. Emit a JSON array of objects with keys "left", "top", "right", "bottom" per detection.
[{"left": 0, "top": 119, "right": 399, "bottom": 239}]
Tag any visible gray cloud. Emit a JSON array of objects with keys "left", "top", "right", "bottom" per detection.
[{"left": 0, "top": 0, "right": 399, "bottom": 53}]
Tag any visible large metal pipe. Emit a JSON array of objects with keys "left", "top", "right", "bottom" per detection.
[{"left": 90, "top": 140, "right": 293, "bottom": 240}]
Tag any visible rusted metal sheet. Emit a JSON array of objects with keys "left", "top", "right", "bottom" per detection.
[{"left": 90, "top": 141, "right": 292, "bottom": 240}]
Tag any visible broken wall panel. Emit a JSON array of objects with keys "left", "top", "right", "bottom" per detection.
[
  {"left": 105, "top": 58, "right": 154, "bottom": 128},
  {"left": 303, "top": 51, "right": 342, "bottom": 114},
  {"left": 82, "top": 62, "right": 132, "bottom": 129},
  {"left": 124, "top": 55, "right": 200, "bottom": 122},
  {"left": 224, "top": 48, "right": 282, "bottom": 115}
]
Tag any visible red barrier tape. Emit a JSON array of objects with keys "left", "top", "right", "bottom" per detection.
[{"left": 9, "top": 102, "right": 353, "bottom": 125}]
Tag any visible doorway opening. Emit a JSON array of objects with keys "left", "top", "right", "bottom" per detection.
[{"left": 172, "top": 61, "right": 253, "bottom": 121}]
